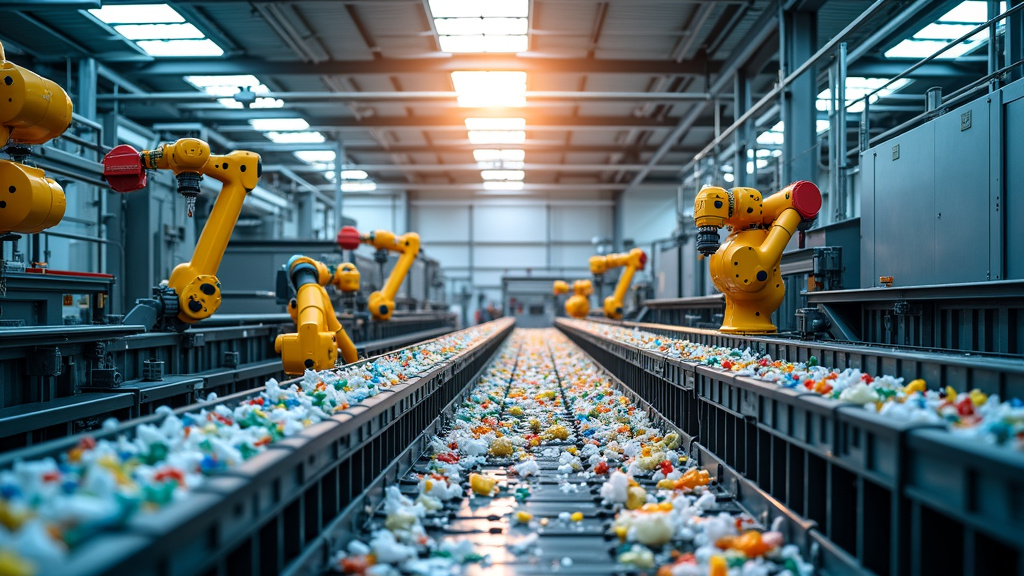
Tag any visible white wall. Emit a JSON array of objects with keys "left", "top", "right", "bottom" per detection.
[{"left": 620, "top": 186, "right": 678, "bottom": 246}]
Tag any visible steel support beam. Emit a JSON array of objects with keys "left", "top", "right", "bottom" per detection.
[
  {"left": 781, "top": 6, "right": 818, "bottom": 183},
  {"left": 97, "top": 90, "right": 720, "bottom": 103},
  {"left": 268, "top": 163, "right": 689, "bottom": 173},
  {"left": 847, "top": 56, "right": 988, "bottom": 78},
  {"left": 107, "top": 55, "right": 722, "bottom": 77},
  {"left": 1008, "top": 0, "right": 1024, "bottom": 82}
]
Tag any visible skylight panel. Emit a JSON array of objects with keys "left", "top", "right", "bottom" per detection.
[
  {"left": 816, "top": 77, "right": 911, "bottom": 113},
  {"left": 468, "top": 130, "right": 526, "bottom": 144},
  {"left": 473, "top": 149, "right": 525, "bottom": 162},
  {"left": 481, "top": 169, "right": 525, "bottom": 180},
  {"left": 438, "top": 35, "right": 528, "bottom": 53},
  {"left": 137, "top": 39, "right": 223, "bottom": 57},
  {"left": 451, "top": 71, "right": 527, "bottom": 107},
  {"left": 342, "top": 181, "right": 378, "bottom": 192},
  {"left": 89, "top": 4, "right": 184, "bottom": 24},
  {"left": 434, "top": 17, "right": 529, "bottom": 36},
  {"left": 265, "top": 131, "right": 324, "bottom": 144},
  {"left": 114, "top": 23, "right": 203, "bottom": 40},
  {"left": 817, "top": 119, "right": 830, "bottom": 133},
  {"left": 756, "top": 122, "right": 784, "bottom": 146},
  {"left": 250, "top": 118, "right": 309, "bottom": 131},
  {"left": 428, "top": 0, "right": 528, "bottom": 18},
  {"left": 483, "top": 181, "right": 525, "bottom": 191},
  {"left": 465, "top": 118, "right": 526, "bottom": 130},
  {"left": 295, "top": 150, "right": 337, "bottom": 164},
  {"left": 884, "top": 1, "right": 999, "bottom": 60}
]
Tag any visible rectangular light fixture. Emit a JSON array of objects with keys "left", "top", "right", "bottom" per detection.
[
  {"left": 249, "top": 118, "right": 310, "bottom": 131},
  {"left": 468, "top": 130, "right": 526, "bottom": 144},
  {"left": 114, "top": 23, "right": 204, "bottom": 40},
  {"left": 451, "top": 71, "right": 527, "bottom": 107},
  {"left": 884, "top": 1, "right": 1002, "bottom": 59},
  {"left": 465, "top": 118, "right": 525, "bottom": 130},
  {"left": 265, "top": 131, "right": 325, "bottom": 144},
  {"left": 295, "top": 150, "right": 337, "bottom": 164},
  {"left": 481, "top": 169, "right": 525, "bottom": 181},
  {"left": 815, "top": 77, "right": 911, "bottom": 113},
  {"left": 186, "top": 75, "right": 282, "bottom": 108},
  {"left": 136, "top": 39, "right": 223, "bottom": 57},
  {"left": 185, "top": 75, "right": 260, "bottom": 89},
  {"left": 427, "top": 0, "right": 528, "bottom": 18},
  {"left": 89, "top": 4, "right": 184, "bottom": 24},
  {"left": 90, "top": 4, "right": 224, "bottom": 58}
]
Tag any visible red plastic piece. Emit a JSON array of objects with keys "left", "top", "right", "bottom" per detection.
[
  {"left": 336, "top": 225, "right": 362, "bottom": 250},
  {"left": 788, "top": 180, "right": 822, "bottom": 219},
  {"left": 638, "top": 250, "right": 648, "bottom": 270},
  {"left": 102, "top": 144, "right": 147, "bottom": 193}
]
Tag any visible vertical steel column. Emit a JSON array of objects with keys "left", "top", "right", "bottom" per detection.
[
  {"left": 334, "top": 141, "right": 345, "bottom": 232},
  {"left": 781, "top": 8, "right": 818, "bottom": 184},
  {"left": 1008, "top": 0, "right": 1024, "bottom": 82},
  {"left": 836, "top": 42, "right": 848, "bottom": 222},
  {"left": 733, "top": 72, "right": 752, "bottom": 187}
]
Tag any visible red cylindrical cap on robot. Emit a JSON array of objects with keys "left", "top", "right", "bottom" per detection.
[
  {"left": 337, "top": 225, "right": 362, "bottom": 250},
  {"left": 788, "top": 181, "right": 822, "bottom": 219},
  {"left": 102, "top": 144, "right": 148, "bottom": 193}
]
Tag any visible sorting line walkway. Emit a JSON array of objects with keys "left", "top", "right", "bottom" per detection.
[{"left": 330, "top": 329, "right": 812, "bottom": 576}]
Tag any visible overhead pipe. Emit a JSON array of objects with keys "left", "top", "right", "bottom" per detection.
[{"left": 271, "top": 163, "right": 688, "bottom": 173}]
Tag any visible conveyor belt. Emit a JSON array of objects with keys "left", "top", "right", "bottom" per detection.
[
  {"left": 301, "top": 330, "right": 839, "bottom": 576},
  {"left": 556, "top": 318, "right": 1024, "bottom": 576}
]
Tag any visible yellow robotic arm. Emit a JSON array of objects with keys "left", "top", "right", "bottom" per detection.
[
  {"left": 104, "top": 138, "right": 261, "bottom": 330},
  {"left": 0, "top": 40, "right": 73, "bottom": 236},
  {"left": 589, "top": 248, "right": 646, "bottom": 320},
  {"left": 553, "top": 279, "right": 592, "bottom": 318},
  {"left": 275, "top": 256, "right": 359, "bottom": 374},
  {"left": 694, "top": 181, "right": 821, "bottom": 333},
  {"left": 337, "top": 226, "right": 420, "bottom": 321}
]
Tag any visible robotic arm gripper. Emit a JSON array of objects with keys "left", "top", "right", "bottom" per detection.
[{"left": 588, "top": 248, "right": 646, "bottom": 320}]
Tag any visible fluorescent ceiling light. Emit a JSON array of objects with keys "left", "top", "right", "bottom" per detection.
[
  {"left": 341, "top": 170, "right": 368, "bottom": 180},
  {"left": 136, "top": 39, "right": 223, "bottom": 57},
  {"left": 465, "top": 117, "right": 525, "bottom": 130},
  {"left": 249, "top": 118, "right": 309, "bottom": 131},
  {"left": 473, "top": 149, "right": 525, "bottom": 162},
  {"left": 295, "top": 150, "right": 337, "bottom": 163},
  {"left": 885, "top": 1, "right": 1002, "bottom": 59},
  {"left": 481, "top": 169, "right": 525, "bottom": 181},
  {"left": 427, "top": 0, "right": 528, "bottom": 18},
  {"left": 451, "top": 71, "right": 527, "bottom": 107},
  {"left": 185, "top": 75, "right": 260, "bottom": 89},
  {"left": 89, "top": 4, "right": 184, "bottom": 24},
  {"left": 342, "top": 181, "right": 377, "bottom": 192},
  {"left": 438, "top": 34, "right": 528, "bottom": 53},
  {"left": 483, "top": 181, "right": 526, "bottom": 191},
  {"left": 218, "top": 97, "right": 283, "bottom": 109},
  {"left": 468, "top": 130, "right": 526, "bottom": 144},
  {"left": 113, "top": 23, "right": 203, "bottom": 40},
  {"left": 186, "top": 75, "right": 282, "bottom": 108},
  {"left": 265, "top": 131, "right": 324, "bottom": 144}
]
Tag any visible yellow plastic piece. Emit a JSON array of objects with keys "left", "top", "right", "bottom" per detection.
[
  {"left": 905, "top": 379, "right": 927, "bottom": 394},
  {"left": 140, "top": 138, "right": 261, "bottom": 325},
  {"left": 275, "top": 255, "right": 359, "bottom": 374},
  {"left": 469, "top": 473, "right": 497, "bottom": 496},
  {"left": 945, "top": 386, "right": 958, "bottom": 403},
  {"left": 694, "top": 182, "right": 820, "bottom": 333},
  {"left": 489, "top": 437, "right": 514, "bottom": 457},
  {"left": 969, "top": 389, "right": 987, "bottom": 406},
  {"left": 0, "top": 549, "right": 35, "bottom": 576},
  {"left": 355, "top": 229, "right": 421, "bottom": 320},
  {"left": 544, "top": 425, "right": 569, "bottom": 440},
  {"left": 0, "top": 41, "right": 72, "bottom": 236},
  {"left": 613, "top": 525, "right": 628, "bottom": 542},
  {"left": 709, "top": 555, "right": 728, "bottom": 576},
  {"left": 570, "top": 511, "right": 583, "bottom": 522},
  {"left": 626, "top": 486, "right": 647, "bottom": 510},
  {"left": 515, "top": 511, "right": 533, "bottom": 523},
  {"left": 589, "top": 248, "right": 646, "bottom": 319}
]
